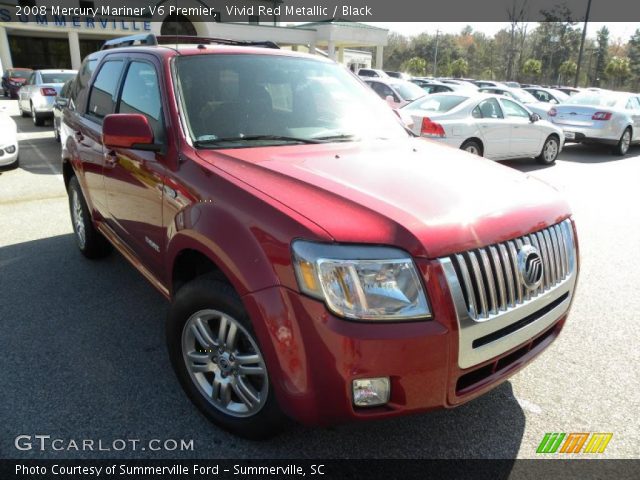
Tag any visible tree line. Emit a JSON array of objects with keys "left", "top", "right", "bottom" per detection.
[{"left": 381, "top": 18, "right": 640, "bottom": 91}]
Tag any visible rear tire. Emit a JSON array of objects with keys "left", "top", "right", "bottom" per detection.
[
  {"left": 19, "top": 101, "right": 28, "bottom": 117},
  {"left": 536, "top": 135, "right": 559, "bottom": 165},
  {"left": 460, "top": 139, "right": 483, "bottom": 156},
  {"left": 612, "top": 128, "right": 631, "bottom": 156},
  {"left": 31, "top": 103, "right": 45, "bottom": 127},
  {"left": 166, "top": 276, "right": 285, "bottom": 440},
  {"left": 68, "top": 176, "right": 112, "bottom": 259}
]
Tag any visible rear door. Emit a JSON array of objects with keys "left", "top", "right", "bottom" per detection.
[
  {"left": 472, "top": 97, "right": 511, "bottom": 158},
  {"left": 102, "top": 55, "right": 167, "bottom": 276},
  {"left": 500, "top": 98, "right": 542, "bottom": 156}
]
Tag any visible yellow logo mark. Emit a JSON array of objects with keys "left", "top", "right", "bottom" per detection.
[{"left": 583, "top": 433, "right": 613, "bottom": 454}]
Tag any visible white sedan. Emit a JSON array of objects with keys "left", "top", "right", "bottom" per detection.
[
  {"left": 401, "top": 92, "right": 564, "bottom": 164},
  {"left": 0, "top": 107, "right": 18, "bottom": 168}
]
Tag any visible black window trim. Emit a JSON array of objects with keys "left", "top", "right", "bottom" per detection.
[
  {"left": 115, "top": 57, "right": 167, "bottom": 147},
  {"left": 84, "top": 56, "right": 127, "bottom": 125}
]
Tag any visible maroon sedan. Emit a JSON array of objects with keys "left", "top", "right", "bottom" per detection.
[{"left": 2, "top": 68, "right": 32, "bottom": 99}]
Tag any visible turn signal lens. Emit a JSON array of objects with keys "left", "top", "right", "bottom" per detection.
[{"left": 548, "top": 108, "right": 557, "bottom": 117}]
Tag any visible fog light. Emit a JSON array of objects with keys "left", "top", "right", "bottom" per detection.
[
  {"left": 5, "top": 145, "right": 16, "bottom": 154},
  {"left": 352, "top": 378, "right": 390, "bottom": 407}
]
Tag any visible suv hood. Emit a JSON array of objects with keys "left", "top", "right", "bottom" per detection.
[{"left": 197, "top": 139, "right": 570, "bottom": 259}]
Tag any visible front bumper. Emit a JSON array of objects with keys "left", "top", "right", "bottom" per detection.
[
  {"left": 0, "top": 143, "right": 18, "bottom": 166},
  {"left": 242, "top": 257, "right": 573, "bottom": 426}
]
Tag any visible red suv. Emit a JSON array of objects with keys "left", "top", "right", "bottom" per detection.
[{"left": 61, "top": 34, "right": 579, "bottom": 439}]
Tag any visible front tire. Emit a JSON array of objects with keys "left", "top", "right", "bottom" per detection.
[
  {"left": 68, "top": 176, "right": 111, "bottom": 259},
  {"left": 537, "top": 135, "right": 560, "bottom": 165},
  {"left": 460, "top": 139, "right": 483, "bottom": 156},
  {"left": 613, "top": 128, "right": 631, "bottom": 156},
  {"left": 166, "top": 276, "right": 285, "bottom": 439}
]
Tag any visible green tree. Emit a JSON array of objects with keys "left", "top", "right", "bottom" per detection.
[
  {"left": 522, "top": 59, "right": 542, "bottom": 82},
  {"left": 627, "top": 29, "right": 640, "bottom": 90},
  {"left": 594, "top": 26, "right": 610, "bottom": 86},
  {"left": 605, "top": 56, "right": 631, "bottom": 88},
  {"left": 450, "top": 58, "right": 469, "bottom": 77},
  {"left": 558, "top": 60, "right": 577, "bottom": 84},
  {"left": 401, "top": 56, "right": 427, "bottom": 76}
]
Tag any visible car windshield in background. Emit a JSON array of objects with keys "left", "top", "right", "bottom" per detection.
[
  {"left": 565, "top": 91, "right": 622, "bottom": 107},
  {"left": 41, "top": 73, "right": 76, "bottom": 84},
  {"left": 394, "top": 81, "right": 427, "bottom": 101},
  {"left": 512, "top": 89, "right": 539, "bottom": 103},
  {"left": 403, "top": 94, "right": 468, "bottom": 113},
  {"left": 174, "top": 55, "right": 409, "bottom": 147},
  {"left": 10, "top": 70, "right": 31, "bottom": 78}
]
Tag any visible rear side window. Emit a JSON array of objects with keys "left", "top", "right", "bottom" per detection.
[
  {"left": 475, "top": 98, "right": 504, "bottom": 119},
  {"left": 118, "top": 61, "right": 164, "bottom": 142},
  {"left": 87, "top": 60, "right": 124, "bottom": 121}
]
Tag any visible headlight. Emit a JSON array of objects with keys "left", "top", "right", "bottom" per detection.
[{"left": 292, "top": 240, "right": 430, "bottom": 321}]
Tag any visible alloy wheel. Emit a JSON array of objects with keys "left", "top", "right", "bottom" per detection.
[
  {"left": 544, "top": 138, "right": 558, "bottom": 162},
  {"left": 71, "top": 190, "right": 86, "bottom": 249},
  {"left": 181, "top": 309, "right": 268, "bottom": 418},
  {"left": 621, "top": 130, "right": 631, "bottom": 154},
  {"left": 465, "top": 145, "right": 479, "bottom": 155}
]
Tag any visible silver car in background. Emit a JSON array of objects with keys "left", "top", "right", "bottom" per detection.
[
  {"left": 549, "top": 90, "right": 640, "bottom": 155},
  {"left": 401, "top": 92, "right": 564, "bottom": 164},
  {"left": 478, "top": 86, "right": 553, "bottom": 119},
  {"left": 17, "top": 69, "right": 77, "bottom": 126}
]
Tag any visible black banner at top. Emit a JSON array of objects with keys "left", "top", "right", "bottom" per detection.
[{"left": 1, "top": 0, "right": 640, "bottom": 22}]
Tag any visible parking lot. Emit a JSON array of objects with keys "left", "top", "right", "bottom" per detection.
[{"left": 1, "top": 95, "right": 638, "bottom": 460}]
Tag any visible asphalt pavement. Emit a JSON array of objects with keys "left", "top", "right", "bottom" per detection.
[{"left": 1, "top": 97, "right": 638, "bottom": 460}]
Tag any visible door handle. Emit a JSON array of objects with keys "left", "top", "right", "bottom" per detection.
[{"left": 104, "top": 150, "right": 118, "bottom": 167}]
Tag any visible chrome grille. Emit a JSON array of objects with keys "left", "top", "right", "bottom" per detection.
[{"left": 447, "top": 220, "right": 575, "bottom": 321}]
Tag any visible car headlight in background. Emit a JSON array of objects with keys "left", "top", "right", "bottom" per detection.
[{"left": 292, "top": 241, "right": 430, "bottom": 321}]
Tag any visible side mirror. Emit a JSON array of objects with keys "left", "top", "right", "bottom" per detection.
[
  {"left": 530, "top": 113, "right": 541, "bottom": 123},
  {"left": 56, "top": 97, "right": 69, "bottom": 108},
  {"left": 103, "top": 114, "right": 157, "bottom": 150}
]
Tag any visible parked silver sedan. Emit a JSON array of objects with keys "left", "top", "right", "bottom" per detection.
[
  {"left": 549, "top": 89, "right": 640, "bottom": 155},
  {"left": 401, "top": 92, "right": 564, "bottom": 164},
  {"left": 17, "top": 69, "right": 77, "bottom": 126}
]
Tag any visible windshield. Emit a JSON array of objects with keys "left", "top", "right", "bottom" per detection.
[
  {"left": 511, "top": 89, "right": 539, "bottom": 103},
  {"left": 394, "top": 81, "right": 427, "bottom": 101},
  {"left": 565, "top": 91, "right": 622, "bottom": 107},
  {"left": 174, "top": 55, "right": 409, "bottom": 148},
  {"left": 41, "top": 72, "right": 76, "bottom": 84},
  {"left": 10, "top": 70, "right": 31, "bottom": 79},
  {"left": 403, "top": 94, "right": 468, "bottom": 113}
]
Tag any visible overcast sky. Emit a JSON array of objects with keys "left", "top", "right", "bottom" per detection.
[{"left": 367, "top": 22, "right": 639, "bottom": 42}]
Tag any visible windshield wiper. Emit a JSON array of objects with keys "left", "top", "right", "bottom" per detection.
[
  {"left": 194, "top": 135, "right": 324, "bottom": 147},
  {"left": 311, "top": 133, "right": 358, "bottom": 142}
]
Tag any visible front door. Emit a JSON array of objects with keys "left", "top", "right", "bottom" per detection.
[
  {"left": 102, "top": 57, "right": 167, "bottom": 277},
  {"left": 500, "top": 98, "right": 542, "bottom": 157}
]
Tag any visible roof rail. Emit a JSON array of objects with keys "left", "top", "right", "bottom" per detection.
[
  {"left": 101, "top": 33, "right": 158, "bottom": 50},
  {"left": 101, "top": 34, "right": 279, "bottom": 51}
]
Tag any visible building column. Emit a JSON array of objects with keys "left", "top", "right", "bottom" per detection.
[
  {"left": 0, "top": 26, "right": 13, "bottom": 71},
  {"left": 68, "top": 31, "right": 82, "bottom": 71},
  {"left": 327, "top": 40, "right": 336, "bottom": 61},
  {"left": 376, "top": 45, "right": 384, "bottom": 69},
  {"left": 337, "top": 46, "right": 344, "bottom": 64}
]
